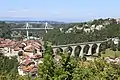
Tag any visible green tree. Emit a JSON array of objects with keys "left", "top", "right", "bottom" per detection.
[{"left": 0, "top": 22, "right": 12, "bottom": 39}]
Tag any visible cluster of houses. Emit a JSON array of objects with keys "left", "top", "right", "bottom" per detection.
[
  {"left": 64, "top": 24, "right": 106, "bottom": 33},
  {"left": 60, "top": 18, "right": 120, "bottom": 33},
  {"left": 0, "top": 38, "right": 44, "bottom": 76}
]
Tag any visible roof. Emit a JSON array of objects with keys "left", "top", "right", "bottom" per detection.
[
  {"left": 31, "top": 54, "right": 42, "bottom": 59},
  {"left": 0, "top": 38, "right": 43, "bottom": 51}
]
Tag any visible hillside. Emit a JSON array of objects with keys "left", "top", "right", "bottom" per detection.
[{"left": 43, "top": 18, "right": 120, "bottom": 45}]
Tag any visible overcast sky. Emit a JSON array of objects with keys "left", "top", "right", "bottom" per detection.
[{"left": 0, "top": 0, "right": 120, "bottom": 22}]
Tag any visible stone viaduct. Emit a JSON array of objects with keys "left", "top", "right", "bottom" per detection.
[{"left": 51, "top": 40, "right": 109, "bottom": 58}]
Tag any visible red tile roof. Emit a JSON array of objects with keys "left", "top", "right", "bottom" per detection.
[
  {"left": 0, "top": 38, "right": 43, "bottom": 52},
  {"left": 31, "top": 54, "right": 42, "bottom": 59}
]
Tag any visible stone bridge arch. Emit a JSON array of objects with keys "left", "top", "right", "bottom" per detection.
[
  {"left": 74, "top": 46, "right": 81, "bottom": 57},
  {"left": 52, "top": 41, "right": 108, "bottom": 58},
  {"left": 52, "top": 47, "right": 67, "bottom": 55},
  {"left": 83, "top": 45, "right": 90, "bottom": 55},
  {"left": 56, "top": 47, "right": 63, "bottom": 55},
  {"left": 92, "top": 44, "right": 98, "bottom": 54},
  {"left": 99, "top": 42, "right": 107, "bottom": 52},
  {"left": 64, "top": 46, "right": 73, "bottom": 55}
]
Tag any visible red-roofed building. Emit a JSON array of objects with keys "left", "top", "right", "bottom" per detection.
[{"left": 0, "top": 38, "right": 44, "bottom": 75}]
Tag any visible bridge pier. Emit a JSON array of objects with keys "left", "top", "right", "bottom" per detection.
[
  {"left": 86, "top": 44, "right": 93, "bottom": 56},
  {"left": 79, "top": 45, "right": 85, "bottom": 58},
  {"left": 26, "top": 30, "right": 29, "bottom": 40},
  {"left": 96, "top": 43, "right": 101, "bottom": 53},
  {"left": 53, "top": 48, "right": 57, "bottom": 55},
  {"left": 71, "top": 46, "right": 76, "bottom": 56},
  {"left": 61, "top": 47, "right": 67, "bottom": 53},
  {"left": 96, "top": 43, "right": 101, "bottom": 56}
]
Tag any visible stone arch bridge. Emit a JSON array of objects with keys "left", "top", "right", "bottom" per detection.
[{"left": 51, "top": 40, "right": 109, "bottom": 58}]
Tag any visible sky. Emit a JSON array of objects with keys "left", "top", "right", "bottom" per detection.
[{"left": 0, "top": 0, "right": 120, "bottom": 22}]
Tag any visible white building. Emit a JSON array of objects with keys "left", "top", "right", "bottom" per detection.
[
  {"left": 90, "top": 25, "right": 96, "bottom": 32},
  {"left": 83, "top": 28, "right": 91, "bottom": 33},
  {"left": 95, "top": 25, "right": 104, "bottom": 30},
  {"left": 65, "top": 28, "right": 73, "bottom": 33},
  {"left": 116, "top": 18, "right": 120, "bottom": 24},
  {"left": 112, "top": 37, "right": 119, "bottom": 45},
  {"left": 74, "top": 26, "right": 83, "bottom": 30},
  {"left": 59, "top": 28, "right": 63, "bottom": 32}
]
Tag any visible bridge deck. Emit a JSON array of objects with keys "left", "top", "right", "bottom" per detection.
[
  {"left": 12, "top": 28, "right": 53, "bottom": 30},
  {"left": 52, "top": 40, "right": 108, "bottom": 48}
]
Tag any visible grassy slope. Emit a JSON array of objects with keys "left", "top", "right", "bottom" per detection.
[{"left": 101, "top": 49, "right": 120, "bottom": 58}]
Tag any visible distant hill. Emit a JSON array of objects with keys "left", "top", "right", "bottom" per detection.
[{"left": 4, "top": 20, "right": 65, "bottom": 24}]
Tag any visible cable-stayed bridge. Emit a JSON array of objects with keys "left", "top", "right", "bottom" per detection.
[{"left": 12, "top": 22, "right": 54, "bottom": 39}]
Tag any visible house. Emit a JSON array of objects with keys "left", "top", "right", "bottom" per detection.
[
  {"left": 112, "top": 37, "right": 119, "bottom": 45},
  {"left": 0, "top": 38, "right": 17, "bottom": 56},
  {"left": 83, "top": 28, "right": 91, "bottom": 33},
  {"left": 73, "top": 25, "right": 83, "bottom": 30},
  {"left": 65, "top": 28, "right": 73, "bottom": 33},
  {"left": 103, "top": 21, "right": 110, "bottom": 25},
  {"left": 116, "top": 18, "right": 120, "bottom": 24},
  {"left": 90, "top": 25, "right": 95, "bottom": 32},
  {"left": 59, "top": 28, "right": 63, "bottom": 32},
  {"left": 95, "top": 25, "right": 104, "bottom": 30}
]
